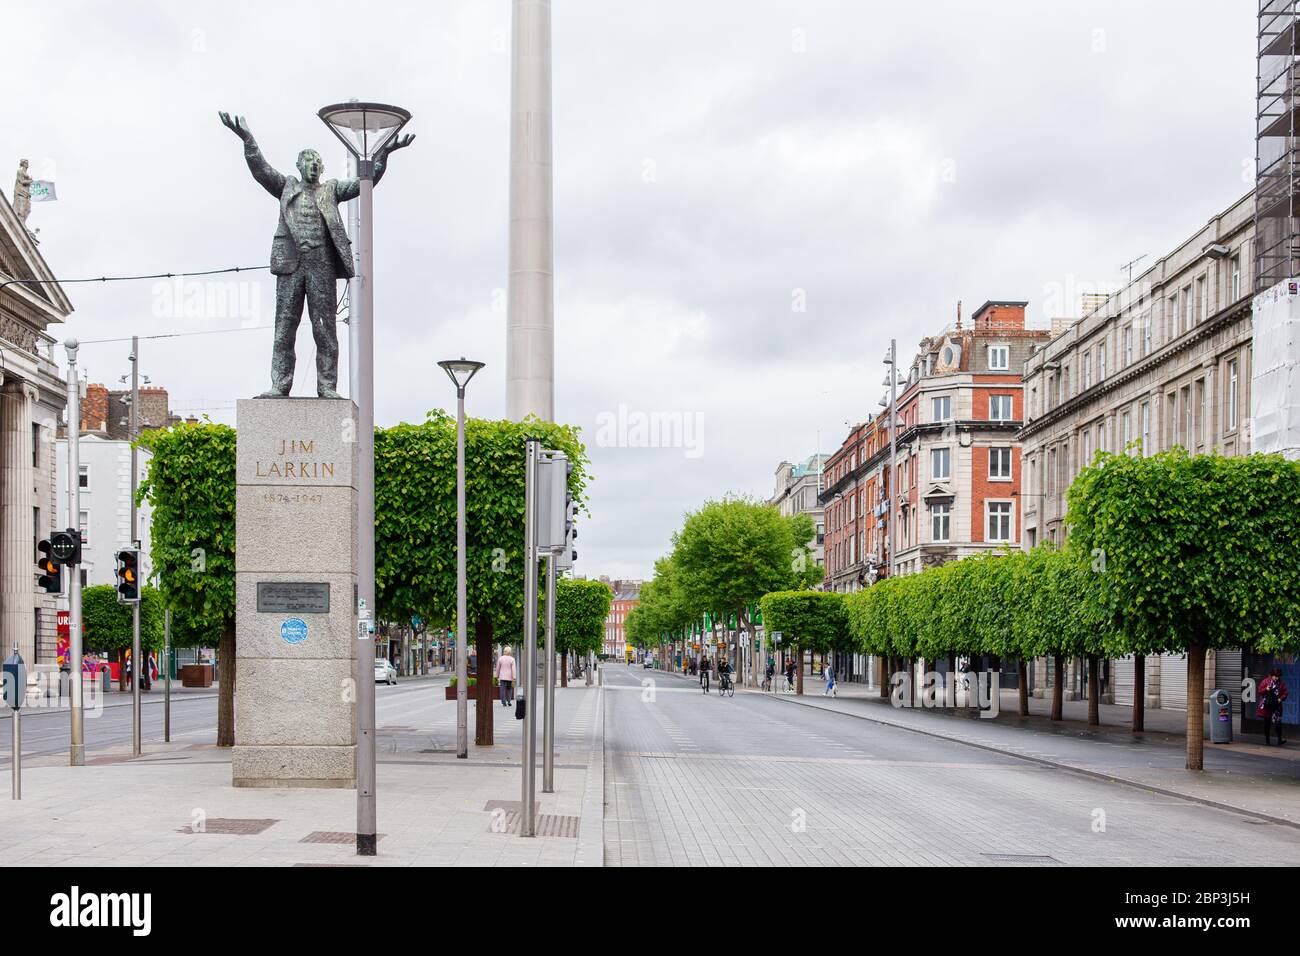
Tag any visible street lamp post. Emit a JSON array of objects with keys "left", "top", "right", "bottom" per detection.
[
  {"left": 64, "top": 339, "right": 84, "bottom": 767},
  {"left": 319, "top": 101, "right": 412, "bottom": 857},
  {"left": 438, "top": 358, "right": 485, "bottom": 761}
]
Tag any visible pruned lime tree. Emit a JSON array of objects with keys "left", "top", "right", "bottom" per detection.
[
  {"left": 553, "top": 577, "right": 611, "bottom": 686},
  {"left": 81, "top": 584, "right": 166, "bottom": 689},
  {"left": 626, "top": 555, "right": 693, "bottom": 670},
  {"left": 1013, "top": 545, "right": 1108, "bottom": 724},
  {"left": 673, "top": 498, "right": 817, "bottom": 680},
  {"left": 1068, "top": 448, "right": 1300, "bottom": 769},
  {"left": 138, "top": 421, "right": 237, "bottom": 743},
  {"left": 759, "top": 590, "right": 849, "bottom": 694},
  {"left": 375, "top": 411, "right": 588, "bottom": 745}
]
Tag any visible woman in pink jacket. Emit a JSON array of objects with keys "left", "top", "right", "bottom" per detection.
[{"left": 495, "top": 647, "right": 517, "bottom": 707}]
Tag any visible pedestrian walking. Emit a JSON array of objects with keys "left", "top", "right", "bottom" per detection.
[
  {"left": 785, "top": 658, "right": 797, "bottom": 693},
  {"left": 1258, "top": 668, "right": 1289, "bottom": 745},
  {"left": 495, "top": 646, "right": 517, "bottom": 707},
  {"left": 824, "top": 662, "right": 836, "bottom": 697}
]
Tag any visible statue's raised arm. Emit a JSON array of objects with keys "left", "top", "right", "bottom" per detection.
[{"left": 219, "top": 111, "right": 286, "bottom": 198}]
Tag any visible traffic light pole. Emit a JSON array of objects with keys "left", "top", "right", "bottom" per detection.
[
  {"left": 520, "top": 440, "right": 539, "bottom": 837},
  {"left": 129, "top": 336, "right": 141, "bottom": 757},
  {"left": 164, "top": 608, "right": 171, "bottom": 742},
  {"left": 64, "top": 340, "right": 84, "bottom": 767},
  {"left": 542, "top": 548, "right": 556, "bottom": 794}
]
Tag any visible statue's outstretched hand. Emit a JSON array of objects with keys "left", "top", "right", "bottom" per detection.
[
  {"left": 218, "top": 112, "right": 253, "bottom": 142},
  {"left": 380, "top": 133, "right": 415, "bottom": 156}
]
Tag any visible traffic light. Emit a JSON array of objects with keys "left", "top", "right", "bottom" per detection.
[
  {"left": 36, "top": 539, "right": 62, "bottom": 594},
  {"left": 557, "top": 459, "right": 578, "bottom": 569},
  {"left": 115, "top": 548, "right": 141, "bottom": 604},
  {"left": 50, "top": 528, "right": 81, "bottom": 567}
]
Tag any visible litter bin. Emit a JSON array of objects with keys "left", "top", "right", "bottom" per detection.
[{"left": 1208, "top": 688, "right": 1233, "bottom": 744}]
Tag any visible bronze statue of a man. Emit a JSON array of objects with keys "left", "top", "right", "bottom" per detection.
[{"left": 219, "top": 112, "right": 413, "bottom": 399}]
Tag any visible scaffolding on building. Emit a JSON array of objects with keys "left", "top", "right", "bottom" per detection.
[{"left": 1257, "top": 1, "right": 1300, "bottom": 291}]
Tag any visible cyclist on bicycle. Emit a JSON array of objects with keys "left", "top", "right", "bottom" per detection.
[
  {"left": 718, "top": 658, "right": 733, "bottom": 693},
  {"left": 699, "top": 656, "right": 711, "bottom": 693}
]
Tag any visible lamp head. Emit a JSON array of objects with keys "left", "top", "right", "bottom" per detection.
[
  {"left": 438, "top": 357, "right": 485, "bottom": 393},
  {"left": 319, "top": 102, "right": 411, "bottom": 163}
]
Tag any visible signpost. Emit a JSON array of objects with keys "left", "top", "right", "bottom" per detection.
[{"left": 3, "top": 649, "right": 25, "bottom": 799}]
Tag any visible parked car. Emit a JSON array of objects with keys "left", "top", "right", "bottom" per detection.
[{"left": 374, "top": 659, "right": 397, "bottom": 685}]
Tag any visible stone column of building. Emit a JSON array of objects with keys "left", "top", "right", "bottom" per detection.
[{"left": 0, "top": 382, "right": 36, "bottom": 663}]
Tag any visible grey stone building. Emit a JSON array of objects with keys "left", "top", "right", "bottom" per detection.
[
  {"left": 769, "top": 453, "right": 826, "bottom": 576},
  {"left": 0, "top": 186, "right": 73, "bottom": 667},
  {"left": 1018, "top": 190, "right": 1254, "bottom": 712}
]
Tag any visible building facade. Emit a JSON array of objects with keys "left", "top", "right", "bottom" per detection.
[
  {"left": 54, "top": 383, "right": 179, "bottom": 587},
  {"left": 819, "top": 302, "right": 1047, "bottom": 683},
  {"left": 821, "top": 301, "right": 1048, "bottom": 590},
  {"left": 1019, "top": 190, "right": 1255, "bottom": 711},
  {"left": 0, "top": 189, "right": 72, "bottom": 667},
  {"left": 599, "top": 577, "right": 641, "bottom": 660},
  {"left": 769, "top": 453, "right": 827, "bottom": 576}
]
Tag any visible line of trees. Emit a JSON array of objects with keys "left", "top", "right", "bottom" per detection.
[
  {"left": 138, "top": 410, "right": 591, "bottom": 749},
  {"left": 789, "top": 448, "right": 1300, "bottom": 772},
  {"left": 626, "top": 496, "right": 821, "bottom": 680}
]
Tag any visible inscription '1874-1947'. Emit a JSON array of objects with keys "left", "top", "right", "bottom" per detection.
[{"left": 255, "top": 438, "right": 336, "bottom": 480}]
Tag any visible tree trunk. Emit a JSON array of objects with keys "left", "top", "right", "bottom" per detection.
[
  {"left": 560, "top": 649, "right": 568, "bottom": 688},
  {"left": 1186, "top": 644, "right": 1205, "bottom": 771},
  {"left": 1086, "top": 654, "right": 1100, "bottom": 727},
  {"left": 796, "top": 646, "right": 804, "bottom": 695},
  {"left": 1018, "top": 657, "right": 1030, "bottom": 716},
  {"left": 1050, "top": 654, "right": 1064, "bottom": 721},
  {"left": 217, "top": 620, "right": 235, "bottom": 747},
  {"left": 474, "top": 618, "right": 494, "bottom": 747},
  {"left": 1132, "top": 654, "right": 1145, "bottom": 732}
]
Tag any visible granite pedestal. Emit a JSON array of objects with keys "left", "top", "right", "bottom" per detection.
[{"left": 232, "top": 398, "right": 358, "bottom": 788}]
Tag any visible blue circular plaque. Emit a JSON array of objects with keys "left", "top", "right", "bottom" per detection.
[{"left": 281, "top": 618, "right": 309, "bottom": 645}]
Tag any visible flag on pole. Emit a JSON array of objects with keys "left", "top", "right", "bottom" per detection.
[{"left": 29, "top": 180, "right": 57, "bottom": 202}]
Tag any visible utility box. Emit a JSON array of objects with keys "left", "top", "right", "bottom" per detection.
[
  {"left": 1208, "top": 688, "right": 1233, "bottom": 744},
  {"left": 2, "top": 649, "right": 26, "bottom": 710}
]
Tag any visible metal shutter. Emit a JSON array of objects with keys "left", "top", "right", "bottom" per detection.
[
  {"left": 1159, "top": 652, "right": 1187, "bottom": 711},
  {"left": 1214, "top": 649, "right": 1242, "bottom": 711},
  {"left": 1112, "top": 656, "right": 1134, "bottom": 706}
]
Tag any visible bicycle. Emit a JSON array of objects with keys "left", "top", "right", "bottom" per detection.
[
  {"left": 700, "top": 671, "right": 711, "bottom": 694},
  {"left": 718, "top": 673, "right": 735, "bottom": 697}
]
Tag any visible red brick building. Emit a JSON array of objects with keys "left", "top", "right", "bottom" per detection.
[
  {"left": 600, "top": 578, "right": 641, "bottom": 660},
  {"left": 821, "top": 301, "right": 1050, "bottom": 587}
]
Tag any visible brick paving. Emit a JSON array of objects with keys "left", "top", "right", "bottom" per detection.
[{"left": 601, "top": 666, "right": 1300, "bottom": 866}]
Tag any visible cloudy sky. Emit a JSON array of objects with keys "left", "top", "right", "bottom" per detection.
[{"left": 8, "top": 1, "right": 1256, "bottom": 579}]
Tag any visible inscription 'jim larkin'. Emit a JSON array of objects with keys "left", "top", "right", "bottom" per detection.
[{"left": 255, "top": 438, "right": 337, "bottom": 480}]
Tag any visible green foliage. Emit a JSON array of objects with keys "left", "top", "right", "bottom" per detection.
[
  {"left": 1067, "top": 448, "right": 1300, "bottom": 653},
  {"left": 374, "top": 411, "right": 587, "bottom": 636},
  {"left": 759, "top": 590, "right": 850, "bottom": 653},
  {"left": 81, "top": 584, "right": 165, "bottom": 653},
  {"left": 845, "top": 546, "right": 1106, "bottom": 662},
  {"left": 554, "top": 578, "right": 612, "bottom": 657},
  {"left": 137, "top": 421, "right": 236, "bottom": 646},
  {"left": 626, "top": 555, "right": 693, "bottom": 645},
  {"left": 672, "top": 497, "right": 814, "bottom": 632}
]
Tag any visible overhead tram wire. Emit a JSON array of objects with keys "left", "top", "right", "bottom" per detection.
[{"left": 0, "top": 263, "right": 349, "bottom": 354}]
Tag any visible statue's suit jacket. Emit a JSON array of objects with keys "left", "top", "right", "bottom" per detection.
[{"left": 240, "top": 141, "right": 393, "bottom": 280}]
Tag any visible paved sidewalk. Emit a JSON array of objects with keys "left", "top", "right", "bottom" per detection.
[
  {"left": 4, "top": 675, "right": 605, "bottom": 867},
  {"left": 750, "top": 680, "right": 1300, "bottom": 826}
]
